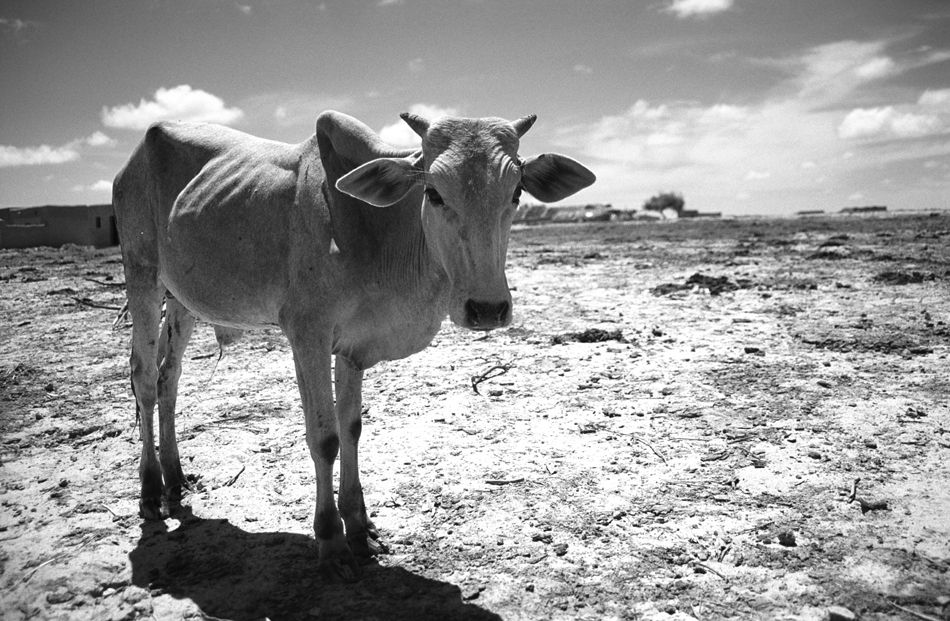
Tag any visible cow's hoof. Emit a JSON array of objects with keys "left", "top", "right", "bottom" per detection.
[
  {"left": 318, "top": 556, "right": 360, "bottom": 583},
  {"left": 348, "top": 532, "right": 389, "bottom": 558},
  {"left": 139, "top": 497, "right": 167, "bottom": 520}
]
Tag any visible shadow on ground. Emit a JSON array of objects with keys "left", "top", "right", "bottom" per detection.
[{"left": 130, "top": 508, "right": 500, "bottom": 621}]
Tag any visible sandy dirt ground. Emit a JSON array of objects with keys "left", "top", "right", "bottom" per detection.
[{"left": 1, "top": 214, "right": 949, "bottom": 621}]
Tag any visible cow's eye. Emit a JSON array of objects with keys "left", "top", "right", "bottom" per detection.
[
  {"left": 425, "top": 187, "right": 444, "bottom": 206},
  {"left": 511, "top": 186, "right": 523, "bottom": 205}
]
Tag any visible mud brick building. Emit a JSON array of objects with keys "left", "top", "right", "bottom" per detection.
[{"left": 0, "top": 204, "right": 119, "bottom": 249}]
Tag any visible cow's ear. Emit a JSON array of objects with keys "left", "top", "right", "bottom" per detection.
[
  {"left": 336, "top": 157, "right": 420, "bottom": 207},
  {"left": 521, "top": 154, "right": 596, "bottom": 203}
]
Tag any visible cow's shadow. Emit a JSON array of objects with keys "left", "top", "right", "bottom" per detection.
[{"left": 129, "top": 508, "right": 500, "bottom": 621}]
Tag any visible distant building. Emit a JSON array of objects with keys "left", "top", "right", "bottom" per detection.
[
  {"left": 513, "top": 203, "right": 616, "bottom": 224},
  {"left": 0, "top": 204, "right": 119, "bottom": 249},
  {"left": 677, "top": 209, "right": 722, "bottom": 219},
  {"left": 840, "top": 205, "right": 887, "bottom": 214}
]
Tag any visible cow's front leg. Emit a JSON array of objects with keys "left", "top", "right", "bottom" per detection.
[
  {"left": 335, "top": 357, "right": 387, "bottom": 558},
  {"left": 287, "top": 328, "right": 358, "bottom": 582}
]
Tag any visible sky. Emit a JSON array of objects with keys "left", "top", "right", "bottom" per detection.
[{"left": 1, "top": 0, "right": 949, "bottom": 216}]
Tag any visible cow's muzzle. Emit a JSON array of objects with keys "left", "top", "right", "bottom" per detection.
[{"left": 464, "top": 299, "right": 511, "bottom": 331}]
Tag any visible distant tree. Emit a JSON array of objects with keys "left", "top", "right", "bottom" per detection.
[{"left": 643, "top": 191, "right": 685, "bottom": 215}]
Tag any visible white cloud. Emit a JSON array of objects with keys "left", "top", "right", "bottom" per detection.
[
  {"left": 0, "top": 17, "right": 40, "bottom": 38},
  {"left": 102, "top": 85, "right": 244, "bottom": 130},
  {"left": 0, "top": 131, "right": 115, "bottom": 168},
  {"left": 84, "top": 131, "right": 116, "bottom": 147},
  {"left": 573, "top": 64, "right": 593, "bottom": 74},
  {"left": 378, "top": 0, "right": 403, "bottom": 5},
  {"left": 666, "top": 0, "right": 734, "bottom": 19},
  {"left": 848, "top": 192, "right": 865, "bottom": 201},
  {"left": 72, "top": 179, "right": 113, "bottom": 193},
  {"left": 408, "top": 58, "right": 424, "bottom": 73},
  {"left": 919, "top": 88, "right": 950, "bottom": 109},
  {"left": 237, "top": 4, "right": 252, "bottom": 15},
  {"left": 379, "top": 103, "right": 460, "bottom": 148},
  {"left": 745, "top": 170, "right": 771, "bottom": 180},
  {"left": 0, "top": 144, "right": 79, "bottom": 168},
  {"left": 838, "top": 106, "right": 942, "bottom": 139},
  {"left": 853, "top": 56, "right": 896, "bottom": 80}
]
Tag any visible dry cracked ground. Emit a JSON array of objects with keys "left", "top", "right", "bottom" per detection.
[{"left": 1, "top": 214, "right": 949, "bottom": 621}]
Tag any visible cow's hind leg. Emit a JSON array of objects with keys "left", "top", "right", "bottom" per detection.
[
  {"left": 335, "top": 357, "right": 387, "bottom": 559},
  {"left": 126, "top": 268, "right": 166, "bottom": 519},
  {"left": 156, "top": 296, "right": 196, "bottom": 510}
]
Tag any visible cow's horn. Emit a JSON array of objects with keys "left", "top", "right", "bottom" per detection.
[
  {"left": 512, "top": 114, "right": 537, "bottom": 138},
  {"left": 400, "top": 112, "right": 430, "bottom": 138}
]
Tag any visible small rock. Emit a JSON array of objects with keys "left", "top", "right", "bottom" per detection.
[
  {"left": 777, "top": 531, "right": 797, "bottom": 547},
  {"left": 47, "top": 588, "right": 75, "bottom": 604},
  {"left": 828, "top": 605, "right": 856, "bottom": 621},
  {"left": 45, "top": 383, "right": 55, "bottom": 392},
  {"left": 525, "top": 584, "right": 535, "bottom": 593},
  {"left": 461, "top": 585, "right": 485, "bottom": 601},
  {"left": 863, "top": 439, "right": 878, "bottom": 449},
  {"left": 553, "top": 543, "right": 569, "bottom": 556},
  {"left": 936, "top": 595, "right": 949, "bottom": 606},
  {"left": 817, "top": 380, "right": 833, "bottom": 388},
  {"left": 531, "top": 533, "right": 553, "bottom": 544},
  {"left": 744, "top": 346, "right": 762, "bottom": 354},
  {"left": 807, "top": 450, "right": 822, "bottom": 459}
]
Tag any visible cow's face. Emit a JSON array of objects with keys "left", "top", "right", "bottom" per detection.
[{"left": 336, "top": 113, "right": 596, "bottom": 331}]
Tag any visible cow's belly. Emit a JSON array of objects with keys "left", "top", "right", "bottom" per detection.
[
  {"left": 160, "top": 263, "right": 285, "bottom": 329},
  {"left": 158, "top": 155, "right": 307, "bottom": 328}
]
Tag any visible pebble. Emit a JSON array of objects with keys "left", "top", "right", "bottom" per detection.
[{"left": 827, "top": 605, "right": 856, "bottom": 621}]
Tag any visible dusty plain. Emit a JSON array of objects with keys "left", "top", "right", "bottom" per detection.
[{"left": 1, "top": 213, "right": 949, "bottom": 620}]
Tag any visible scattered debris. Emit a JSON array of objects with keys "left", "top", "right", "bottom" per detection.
[
  {"left": 847, "top": 478, "right": 889, "bottom": 513},
  {"left": 651, "top": 273, "right": 751, "bottom": 296},
  {"left": 552, "top": 328, "right": 626, "bottom": 344},
  {"left": 873, "top": 271, "right": 937, "bottom": 285}
]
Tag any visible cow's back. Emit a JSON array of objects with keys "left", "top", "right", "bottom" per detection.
[{"left": 113, "top": 122, "right": 330, "bottom": 329}]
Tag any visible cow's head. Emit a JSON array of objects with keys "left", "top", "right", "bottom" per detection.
[{"left": 337, "top": 113, "right": 595, "bottom": 330}]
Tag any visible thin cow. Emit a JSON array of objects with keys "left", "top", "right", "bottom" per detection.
[{"left": 113, "top": 110, "right": 595, "bottom": 580}]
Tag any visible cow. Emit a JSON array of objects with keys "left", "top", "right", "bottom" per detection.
[{"left": 112, "top": 110, "right": 595, "bottom": 580}]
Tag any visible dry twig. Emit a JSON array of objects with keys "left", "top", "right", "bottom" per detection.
[
  {"left": 84, "top": 277, "right": 125, "bottom": 288},
  {"left": 471, "top": 363, "right": 512, "bottom": 395},
  {"left": 73, "top": 297, "right": 123, "bottom": 311},
  {"left": 848, "top": 477, "right": 860, "bottom": 503},
  {"left": 884, "top": 599, "right": 942, "bottom": 621},
  {"left": 223, "top": 465, "right": 246, "bottom": 488}
]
